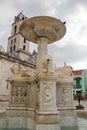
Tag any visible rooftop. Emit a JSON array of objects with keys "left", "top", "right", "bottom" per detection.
[{"left": 72, "top": 70, "right": 82, "bottom": 76}]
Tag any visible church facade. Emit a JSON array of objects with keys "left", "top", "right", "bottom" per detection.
[{"left": 0, "top": 12, "right": 37, "bottom": 100}]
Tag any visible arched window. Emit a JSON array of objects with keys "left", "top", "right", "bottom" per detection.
[
  {"left": 13, "top": 45, "right": 16, "bottom": 51},
  {"left": 11, "top": 40, "right": 13, "bottom": 44},
  {"left": 10, "top": 46, "right": 12, "bottom": 52},
  {"left": 14, "top": 25, "right": 17, "bottom": 33},
  {"left": 14, "top": 38, "right": 16, "bottom": 43},
  {"left": 22, "top": 17, "right": 24, "bottom": 20},
  {"left": 24, "top": 38, "right": 26, "bottom": 43},
  {"left": 23, "top": 45, "right": 25, "bottom": 50}
]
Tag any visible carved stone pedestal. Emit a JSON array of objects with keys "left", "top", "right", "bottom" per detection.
[
  {"left": 35, "top": 111, "right": 60, "bottom": 130},
  {"left": 36, "top": 123, "right": 60, "bottom": 130},
  {"left": 9, "top": 80, "right": 28, "bottom": 107},
  {"left": 6, "top": 79, "right": 37, "bottom": 129},
  {"left": 35, "top": 76, "right": 60, "bottom": 130},
  {"left": 6, "top": 107, "right": 36, "bottom": 129},
  {"left": 56, "top": 81, "right": 77, "bottom": 127}
]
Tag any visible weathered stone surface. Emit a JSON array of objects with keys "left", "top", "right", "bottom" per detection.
[
  {"left": 0, "top": 58, "right": 36, "bottom": 99},
  {"left": 38, "top": 78, "right": 57, "bottom": 112},
  {"left": 0, "top": 117, "right": 6, "bottom": 128},
  {"left": 55, "top": 63, "right": 73, "bottom": 82},
  {"left": 6, "top": 107, "right": 27, "bottom": 117},
  {"left": 6, "top": 117, "right": 26, "bottom": 128},
  {"left": 36, "top": 124, "right": 60, "bottom": 130},
  {"left": 9, "top": 80, "right": 38, "bottom": 108},
  {"left": 19, "top": 16, "right": 66, "bottom": 44},
  {"left": 59, "top": 115, "right": 77, "bottom": 127},
  {"left": 27, "top": 117, "right": 36, "bottom": 129},
  {"left": 56, "top": 81, "right": 74, "bottom": 108},
  {"left": 9, "top": 62, "right": 36, "bottom": 81},
  {"left": 35, "top": 112, "right": 59, "bottom": 124}
]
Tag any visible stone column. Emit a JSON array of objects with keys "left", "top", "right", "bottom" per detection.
[
  {"left": 35, "top": 37, "right": 60, "bottom": 130},
  {"left": 35, "top": 76, "right": 60, "bottom": 130},
  {"left": 36, "top": 37, "right": 48, "bottom": 73}
]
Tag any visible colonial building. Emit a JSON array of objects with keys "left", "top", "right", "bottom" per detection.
[
  {"left": 72, "top": 69, "right": 87, "bottom": 97},
  {"left": 0, "top": 12, "right": 37, "bottom": 100}
]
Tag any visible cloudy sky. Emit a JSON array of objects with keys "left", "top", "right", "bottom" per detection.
[{"left": 0, "top": 0, "right": 87, "bottom": 70}]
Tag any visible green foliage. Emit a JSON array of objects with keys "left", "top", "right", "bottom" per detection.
[{"left": 75, "top": 104, "right": 84, "bottom": 110}]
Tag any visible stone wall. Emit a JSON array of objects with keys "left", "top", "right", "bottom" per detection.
[
  {"left": 0, "top": 57, "right": 36, "bottom": 101},
  {"left": 0, "top": 58, "right": 12, "bottom": 99}
]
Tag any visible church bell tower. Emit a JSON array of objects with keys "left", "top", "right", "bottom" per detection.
[{"left": 7, "top": 12, "right": 30, "bottom": 57}]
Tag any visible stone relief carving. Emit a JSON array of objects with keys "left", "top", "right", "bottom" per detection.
[
  {"left": 42, "top": 55, "right": 54, "bottom": 74},
  {"left": 58, "top": 87, "right": 72, "bottom": 106},
  {"left": 10, "top": 63, "right": 35, "bottom": 80},
  {"left": 55, "top": 63, "right": 73, "bottom": 81},
  {"left": 43, "top": 84, "right": 53, "bottom": 103},
  {"left": 12, "top": 87, "right": 27, "bottom": 104}
]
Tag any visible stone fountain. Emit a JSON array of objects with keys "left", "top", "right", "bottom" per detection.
[{"left": 6, "top": 16, "right": 77, "bottom": 130}]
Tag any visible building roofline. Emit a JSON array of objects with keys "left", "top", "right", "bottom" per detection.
[
  {"left": 8, "top": 33, "right": 20, "bottom": 39},
  {"left": 72, "top": 70, "right": 82, "bottom": 76},
  {"left": 17, "top": 49, "right": 31, "bottom": 55},
  {"left": 0, "top": 51, "right": 36, "bottom": 69}
]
